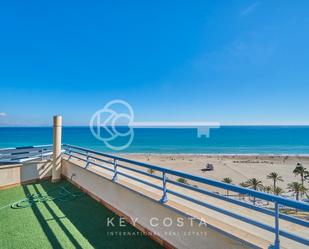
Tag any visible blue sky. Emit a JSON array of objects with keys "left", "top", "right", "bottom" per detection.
[{"left": 0, "top": 1, "right": 309, "bottom": 126}]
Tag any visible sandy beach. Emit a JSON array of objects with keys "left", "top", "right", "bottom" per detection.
[{"left": 121, "top": 154, "right": 309, "bottom": 194}]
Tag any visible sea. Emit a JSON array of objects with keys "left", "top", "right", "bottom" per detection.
[{"left": 0, "top": 126, "right": 309, "bottom": 154}]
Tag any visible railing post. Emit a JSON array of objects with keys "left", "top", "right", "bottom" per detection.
[
  {"left": 112, "top": 158, "right": 118, "bottom": 182},
  {"left": 85, "top": 152, "right": 90, "bottom": 168},
  {"left": 160, "top": 172, "right": 168, "bottom": 203},
  {"left": 274, "top": 202, "right": 280, "bottom": 249},
  {"left": 68, "top": 146, "right": 72, "bottom": 159}
]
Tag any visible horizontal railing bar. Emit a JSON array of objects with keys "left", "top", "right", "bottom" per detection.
[
  {"left": 0, "top": 144, "right": 53, "bottom": 150},
  {"left": 167, "top": 179, "right": 309, "bottom": 228},
  {"left": 167, "top": 188, "right": 275, "bottom": 233},
  {"left": 280, "top": 229, "right": 309, "bottom": 246},
  {"left": 68, "top": 148, "right": 114, "bottom": 166},
  {"left": 63, "top": 144, "right": 114, "bottom": 158},
  {"left": 0, "top": 145, "right": 53, "bottom": 154},
  {"left": 0, "top": 155, "right": 30, "bottom": 161},
  {"left": 168, "top": 179, "right": 275, "bottom": 214},
  {"left": 0, "top": 150, "right": 52, "bottom": 158},
  {"left": 65, "top": 153, "right": 87, "bottom": 163},
  {"left": 11, "top": 148, "right": 51, "bottom": 155},
  {"left": 88, "top": 155, "right": 114, "bottom": 165},
  {"left": 70, "top": 150, "right": 88, "bottom": 157},
  {"left": 18, "top": 152, "right": 53, "bottom": 163},
  {"left": 88, "top": 160, "right": 114, "bottom": 173},
  {"left": 0, "top": 150, "right": 53, "bottom": 160},
  {"left": 117, "top": 171, "right": 163, "bottom": 191},
  {"left": 67, "top": 150, "right": 114, "bottom": 168},
  {"left": 63, "top": 144, "right": 309, "bottom": 211},
  {"left": 64, "top": 152, "right": 114, "bottom": 172},
  {"left": 279, "top": 213, "right": 309, "bottom": 228},
  {"left": 168, "top": 187, "right": 308, "bottom": 245},
  {"left": 0, "top": 152, "right": 53, "bottom": 163},
  {"left": 117, "top": 163, "right": 163, "bottom": 181}
]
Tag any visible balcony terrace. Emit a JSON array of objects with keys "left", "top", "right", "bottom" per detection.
[{"left": 0, "top": 143, "right": 308, "bottom": 249}]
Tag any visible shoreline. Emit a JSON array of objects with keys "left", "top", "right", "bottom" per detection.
[{"left": 118, "top": 152, "right": 309, "bottom": 157}]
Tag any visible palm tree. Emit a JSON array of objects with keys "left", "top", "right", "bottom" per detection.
[
  {"left": 305, "top": 170, "right": 309, "bottom": 181},
  {"left": 263, "top": 185, "right": 273, "bottom": 204},
  {"left": 222, "top": 177, "right": 233, "bottom": 196},
  {"left": 287, "top": 182, "right": 308, "bottom": 201},
  {"left": 239, "top": 182, "right": 248, "bottom": 200},
  {"left": 245, "top": 178, "right": 263, "bottom": 191},
  {"left": 293, "top": 163, "right": 308, "bottom": 188},
  {"left": 273, "top": 186, "right": 284, "bottom": 196},
  {"left": 239, "top": 182, "right": 248, "bottom": 187},
  {"left": 266, "top": 172, "right": 283, "bottom": 189},
  {"left": 245, "top": 178, "right": 263, "bottom": 205},
  {"left": 263, "top": 185, "right": 272, "bottom": 194}
]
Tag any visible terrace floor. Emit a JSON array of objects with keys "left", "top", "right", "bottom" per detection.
[{"left": 0, "top": 180, "right": 162, "bottom": 249}]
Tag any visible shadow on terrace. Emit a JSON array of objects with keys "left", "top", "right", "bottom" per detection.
[{"left": 0, "top": 179, "right": 161, "bottom": 249}]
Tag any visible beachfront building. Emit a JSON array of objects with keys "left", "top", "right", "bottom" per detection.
[{"left": 0, "top": 117, "right": 308, "bottom": 249}]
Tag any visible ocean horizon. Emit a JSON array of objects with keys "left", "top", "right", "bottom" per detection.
[{"left": 1, "top": 126, "right": 309, "bottom": 154}]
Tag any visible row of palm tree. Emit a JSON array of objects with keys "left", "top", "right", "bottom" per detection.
[
  {"left": 221, "top": 163, "right": 309, "bottom": 203},
  {"left": 287, "top": 182, "right": 307, "bottom": 201},
  {"left": 266, "top": 172, "right": 283, "bottom": 189},
  {"left": 222, "top": 177, "right": 232, "bottom": 196},
  {"left": 293, "top": 163, "right": 309, "bottom": 187}
]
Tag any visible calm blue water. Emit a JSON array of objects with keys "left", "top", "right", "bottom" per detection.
[{"left": 0, "top": 126, "right": 309, "bottom": 154}]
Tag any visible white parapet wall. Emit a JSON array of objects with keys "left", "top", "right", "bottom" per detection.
[
  {"left": 0, "top": 160, "right": 53, "bottom": 189},
  {"left": 61, "top": 158, "right": 251, "bottom": 249}
]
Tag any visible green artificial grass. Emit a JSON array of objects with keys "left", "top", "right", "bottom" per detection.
[{"left": 0, "top": 180, "right": 162, "bottom": 249}]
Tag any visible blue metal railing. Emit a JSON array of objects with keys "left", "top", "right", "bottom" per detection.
[
  {"left": 0, "top": 145, "right": 53, "bottom": 163},
  {"left": 62, "top": 144, "right": 309, "bottom": 249}
]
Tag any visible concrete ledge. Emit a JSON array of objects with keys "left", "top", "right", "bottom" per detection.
[
  {"left": 62, "top": 174, "right": 175, "bottom": 249},
  {"left": 0, "top": 163, "right": 23, "bottom": 169},
  {"left": 0, "top": 176, "right": 51, "bottom": 190},
  {"left": 0, "top": 160, "right": 53, "bottom": 189}
]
